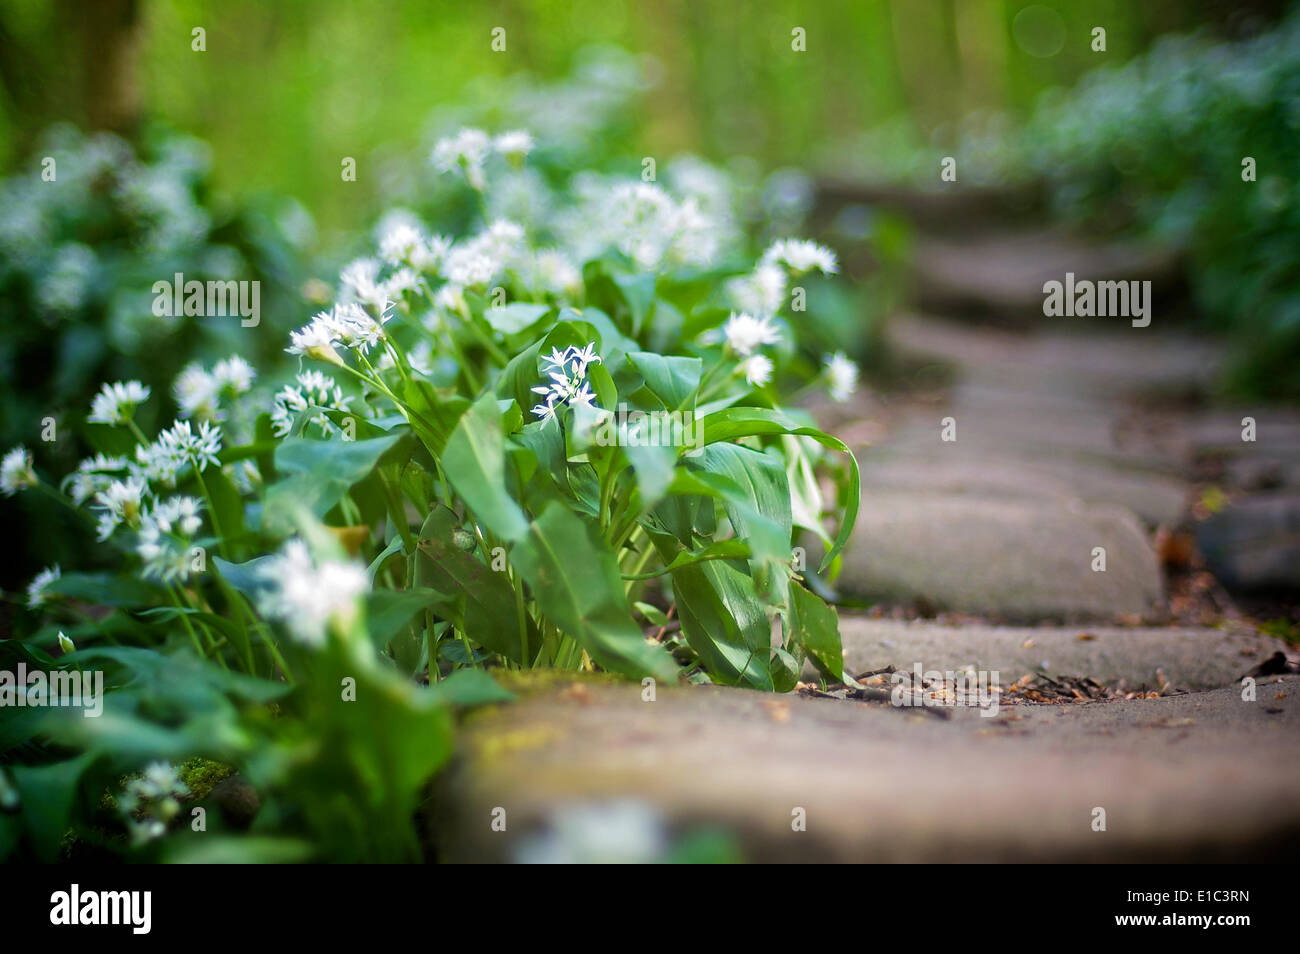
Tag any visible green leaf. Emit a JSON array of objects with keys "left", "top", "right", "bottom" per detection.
[
  {"left": 694, "top": 443, "right": 793, "bottom": 605},
  {"left": 365, "top": 588, "right": 447, "bottom": 650},
  {"left": 265, "top": 433, "right": 406, "bottom": 525},
  {"left": 697, "top": 407, "right": 860, "bottom": 572},
  {"left": 442, "top": 392, "right": 530, "bottom": 543},
  {"left": 46, "top": 572, "right": 165, "bottom": 608},
  {"left": 661, "top": 551, "right": 774, "bottom": 690},
  {"left": 164, "top": 836, "right": 316, "bottom": 864},
  {"left": 788, "top": 582, "right": 843, "bottom": 681},
  {"left": 414, "top": 505, "right": 534, "bottom": 664},
  {"left": 626, "top": 351, "right": 702, "bottom": 411},
  {"left": 427, "top": 669, "right": 516, "bottom": 707},
  {"left": 274, "top": 432, "right": 406, "bottom": 482},
  {"left": 11, "top": 755, "right": 95, "bottom": 862},
  {"left": 484, "top": 302, "right": 551, "bottom": 335},
  {"left": 622, "top": 538, "right": 750, "bottom": 580},
  {"left": 213, "top": 554, "right": 278, "bottom": 602},
  {"left": 511, "top": 502, "right": 678, "bottom": 681}
]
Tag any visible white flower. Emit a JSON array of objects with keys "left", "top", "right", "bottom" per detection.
[
  {"left": 118, "top": 761, "right": 187, "bottom": 845},
  {"left": 727, "top": 262, "right": 787, "bottom": 317},
  {"left": 384, "top": 267, "right": 421, "bottom": 300},
  {"left": 270, "top": 370, "right": 352, "bottom": 438},
  {"left": 530, "top": 343, "right": 602, "bottom": 420},
  {"left": 64, "top": 453, "right": 129, "bottom": 505},
  {"left": 431, "top": 128, "right": 493, "bottom": 190},
  {"left": 87, "top": 380, "right": 150, "bottom": 426},
  {"left": 442, "top": 248, "right": 495, "bottom": 287},
  {"left": 173, "top": 363, "right": 219, "bottom": 421},
  {"left": 27, "top": 565, "right": 60, "bottom": 608},
  {"left": 739, "top": 353, "right": 774, "bottom": 387},
  {"left": 136, "top": 496, "right": 204, "bottom": 582},
  {"left": 825, "top": 352, "right": 859, "bottom": 403},
  {"left": 722, "top": 312, "right": 781, "bottom": 356},
  {"left": 339, "top": 258, "right": 392, "bottom": 316},
  {"left": 1, "top": 446, "right": 36, "bottom": 495},
  {"left": 213, "top": 356, "right": 255, "bottom": 395},
  {"left": 286, "top": 317, "right": 345, "bottom": 366},
  {"left": 134, "top": 420, "right": 222, "bottom": 488},
  {"left": 57, "top": 631, "right": 75, "bottom": 654},
  {"left": 528, "top": 249, "right": 582, "bottom": 295},
  {"left": 379, "top": 222, "right": 425, "bottom": 266},
  {"left": 440, "top": 221, "right": 525, "bottom": 288},
  {"left": 93, "top": 477, "right": 146, "bottom": 541},
  {"left": 256, "top": 538, "right": 370, "bottom": 646},
  {"left": 555, "top": 178, "right": 723, "bottom": 271},
  {"left": 761, "top": 238, "right": 838, "bottom": 275},
  {"left": 433, "top": 283, "right": 467, "bottom": 316},
  {"left": 494, "top": 130, "right": 534, "bottom": 163}
]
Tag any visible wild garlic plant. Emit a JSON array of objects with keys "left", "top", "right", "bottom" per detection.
[
  {"left": 10, "top": 127, "right": 861, "bottom": 692},
  {"left": 258, "top": 127, "right": 861, "bottom": 689}
]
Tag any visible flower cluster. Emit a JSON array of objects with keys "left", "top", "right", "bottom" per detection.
[
  {"left": 133, "top": 419, "right": 223, "bottom": 489},
  {"left": 27, "top": 565, "right": 60, "bottom": 609},
  {"left": 87, "top": 380, "right": 150, "bottom": 427},
  {"left": 431, "top": 128, "right": 533, "bottom": 190},
  {"left": 117, "top": 761, "right": 188, "bottom": 845},
  {"left": 270, "top": 370, "right": 353, "bottom": 438},
  {"left": 173, "top": 356, "right": 256, "bottom": 422},
  {"left": 135, "top": 496, "right": 205, "bottom": 583},
  {"left": 530, "top": 344, "right": 602, "bottom": 421},
  {"left": 288, "top": 301, "right": 390, "bottom": 365},
  {"left": 256, "top": 539, "right": 370, "bottom": 646},
  {"left": 0, "top": 446, "right": 36, "bottom": 496}
]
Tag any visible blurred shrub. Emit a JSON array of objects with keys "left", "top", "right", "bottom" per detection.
[
  {"left": 0, "top": 124, "right": 314, "bottom": 585},
  {"left": 1018, "top": 14, "right": 1300, "bottom": 399}
]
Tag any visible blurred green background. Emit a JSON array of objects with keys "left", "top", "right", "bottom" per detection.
[{"left": 1, "top": 0, "right": 1282, "bottom": 236}]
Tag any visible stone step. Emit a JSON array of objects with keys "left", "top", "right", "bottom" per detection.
[
  {"left": 859, "top": 443, "right": 1189, "bottom": 526},
  {"left": 890, "top": 313, "right": 1222, "bottom": 401},
  {"left": 834, "top": 491, "right": 1162, "bottom": 621},
  {"left": 431, "top": 673, "right": 1300, "bottom": 862},
  {"left": 828, "top": 617, "right": 1286, "bottom": 690},
  {"left": 908, "top": 230, "right": 1183, "bottom": 327}
]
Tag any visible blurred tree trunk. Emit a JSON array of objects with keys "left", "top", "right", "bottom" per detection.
[{"left": 69, "top": 0, "right": 141, "bottom": 133}]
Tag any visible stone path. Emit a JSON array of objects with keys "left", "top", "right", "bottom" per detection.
[
  {"left": 432, "top": 671, "right": 1300, "bottom": 862},
  {"left": 825, "top": 311, "right": 1300, "bottom": 619}
]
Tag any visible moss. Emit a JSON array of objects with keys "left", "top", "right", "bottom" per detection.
[
  {"left": 488, "top": 668, "right": 626, "bottom": 697},
  {"left": 473, "top": 724, "right": 564, "bottom": 764},
  {"left": 177, "top": 758, "right": 235, "bottom": 801}
]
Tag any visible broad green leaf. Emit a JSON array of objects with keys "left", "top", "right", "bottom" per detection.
[
  {"left": 626, "top": 351, "right": 702, "bottom": 411},
  {"left": 46, "top": 572, "right": 165, "bottom": 608},
  {"left": 511, "top": 502, "right": 678, "bottom": 681},
  {"left": 484, "top": 302, "right": 550, "bottom": 335},
  {"left": 11, "top": 755, "right": 95, "bottom": 862},
  {"left": 274, "top": 432, "right": 406, "bottom": 482},
  {"left": 426, "top": 668, "right": 516, "bottom": 707},
  {"left": 697, "top": 406, "right": 860, "bottom": 572},
  {"left": 788, "top": 582, "right": 843, "bottom": 681},
  {"left": 441, "top": 392, "right": 530, "bottom": 543},
  {"left": 414, "top": 505, "right": 533, "bottom": 664},
  {"left": 660, "top": 550, "right": 774, "bottom": 690}
]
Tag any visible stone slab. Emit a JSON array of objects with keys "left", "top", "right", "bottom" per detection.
[
  {"left": 836, "top": 491, "right": 1162, "bottom": 621},
  {"left": 431, "top": 675, "right": 1300, "bottom": 862},
  {"left": 826, "top": 617, "right": 1287, "bottom": 690}
]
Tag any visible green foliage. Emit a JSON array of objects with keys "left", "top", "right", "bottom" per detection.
[{"left": 1015, "top": 14, "right": 1300, "bottom": 399}]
